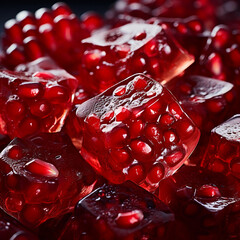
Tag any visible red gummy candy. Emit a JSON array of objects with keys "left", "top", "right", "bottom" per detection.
[
  {"left": 0, "top": 57, "right": 77, "bottom": 138},
  {"left": 0, "top": 132, "right": 96, "bottom": 227},
  {"left": 76, "top": 74, "right": 200, "bottom": 191}
]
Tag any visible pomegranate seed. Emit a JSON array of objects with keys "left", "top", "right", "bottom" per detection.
[
  {"left": 7, "top": 146, "right": 23, "bottom": 160},
  {"left": 196, "top": 185, "right": 221, "bottom": 198},
  {"left": 5, "top": 193, "right": 24, "bottom": 212},
  {"left": 128, "top": 164, "right": 145, "bottom": 183},
  {"left": 35, "top": 8, "right": 54, "bottom": 25},
  {"left": 130, "top": 139, "right": 153, "bottom": 161},
  {"left": 115, "top": 210, "right": 144, "bottom": 228},
  {"left": 4, "top": 19, "right": 23, "bottom": 44},
  {"left": 81, "top": 11, "right": 104, "bottom": 31},
  {"left": 165, "top": 150, "right": 184, "bottom": 167},
  {"left": 21, "top": 205, "right": 44, "bottom": 225},
  {"left": 133, "top": 76, "right": 148, "bottom": 90},
  {"left": 144, "top": 100, "right": 162, "bottom": 121},
  {"left": 115, "top": 106, "right": 131, "bottom": 122},
  {"left": 6, "top": 100, "right": 25, "bottom": 119},
  {"left": 113, "top": 85, "right": 126, "bottom": 96},
  {"left": 130, "top": 119, "right": 145, "bottom": 138},
  {"left": 52, "top": 2, "right": 72, "bottom": 17},
  {"left": 25, "top": 159, "right": 59, "bottom": 178},
  {"left": 18, "top": 82, "right": 42, "bottom": 98},
  {"left": 147, "top": 164, "right": 164, "bottom": 184}
]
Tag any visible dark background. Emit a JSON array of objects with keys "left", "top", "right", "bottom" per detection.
[{"left": 0, "top": 0, "right": 116, "bottom": 31}]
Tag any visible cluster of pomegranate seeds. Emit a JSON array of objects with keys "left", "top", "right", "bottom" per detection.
[
  {"left": 0, "top": 57, "right": 77, "bottom": 138},
  {"left": 191, "top": 25, "right": 240, "bottom": 87},
  {"left": 106, "top": 0, "right": 240, "bottom": 28},
  {"left": 1, "top": 3, "right": 105, "bottom": 74},
  {"left": 158, "top": 165, "right": 240, "bottom": 239},
  {"left": 167, "top": 74, "right": 237, "bottom": 164},
  {"left": 0, "top": 132, "right": 96, "bottom": 227},
  {"left": 77, "top": 22, "right": 194, "bottom": 95},
  {"left": 0, "top": 0, "right": 239, "bottom": 239},
  {"left": 59, "top": 181, "right": 176, "bottom": 240},
  {"left": 201, "top": 115, "right": 240, "bottom": 177},
  {"left": 146, "top": 17, "right": 209, "bottom": 58},
  {"left": 167, "top": 75, "right": 236, "bottom": 133},
  {"left": 76, "top": 74, "right": 200, "bottom": 191}
]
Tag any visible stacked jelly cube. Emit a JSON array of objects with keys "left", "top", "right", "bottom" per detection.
[{"left": 0, "top": 0, "right": 239, "bottom": 239}]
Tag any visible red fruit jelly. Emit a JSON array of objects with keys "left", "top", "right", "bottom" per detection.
[
  {"left": 147, "top": 17, "right": 208, "bottom": 58},
  {"left": 167, "top": 75, "right": 236, "bottom": 133},
  {"left": 158, "top": 165, "right": 240, "bottom": 239},
  {"left": 76, "top": 74, "right": 200, "bottom": 191},
  {"left": 77, "top": 22, "right": 194, "bottom": 94},
  {"left": 0, "top": 208, "right": 38, "bottom": 240},
  {"left": 194, "top": 25, "right": 240, "bottom": 87},
  {"left": 0, "top": 57, "right": 77, "bottom": 138},
  {"left": 166, "top": 74, "right": 236, "bottom": 164},
  {"left": 0, "top": 132, "right": 96, "bottom": 227},
  {"left": 201, "top": 114, "right": 240, "bottom": 178},
  {"left": 59, "top": 181, "right": 175, "bottom": 240}
]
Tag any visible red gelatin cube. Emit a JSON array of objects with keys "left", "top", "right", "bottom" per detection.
[
  {"left": 59, "top": 181, "right": 175, "bottom": 240},
  {"left": 0, "top": 57, "right": 77, "bottom": 138},
  {"left": 147, "top": 17, "right": 208, "bottom": 58},
  {"left": 78, "top": 22, "right": 194, "bottom": 94},
  {"left": 201, "top": 114, "right": 240, "bottom": 178},
  {"left": 158, "top": 165, "right": 240, "bottom": 239},
  {"left": 76, "top": 74, "right": 200, "bottom": 191},
  {"left": 192, "top": 25, "right": 240, "bottom": 88},
  {"left": 0, "top": 209, "right": 38, "bottom": 239},
  {"left": 167, "top": 74, "right": 237, "bottom": 164},
  {"left": 0, "top": 132, "right": 96, "bottom": 227},
  {"left": 167, "top": 75, "right": 236, "bottom": 133}
]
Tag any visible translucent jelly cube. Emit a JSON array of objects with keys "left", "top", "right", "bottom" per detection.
[
  {"left": 193, "top": 25, "right": 240, "bottom": 87},
  {"left": 76, "top": 74, "right": 200, "bottom": 191},
  {"left": 146, "top": 17, "right": 209, "bottom": 58},
  {"left": 0, "top": 132, "right": 96, "bottom": 227},
  {"left": 0, "top": 209, "right": 38, "bottom": 239},
  {"left": 201, "top": 114, "right": 240, "bottom": 178},
  {"left": 59, "top": 181, "right": 175, "bottom": 240},
  {"left": 77, "top": 22, "right": 194, "bottom": 94},
  {"left": 0, "top": 57, "right": 78, "bottom": 138},
  {"left": 158, "top": 165, "right": 240, "bottom": 239},
  {"left": 167, "top": 74, "right": 236, "bottom": 164},
  {"left": 167, "top": 75, "right": 236, "bottom": 133}
]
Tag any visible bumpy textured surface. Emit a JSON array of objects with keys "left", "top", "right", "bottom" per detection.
[
  {"left": 0, "top": 57, "right": 77, "bottom": 138},
  {"left": 77, "top": 74, "right": 200, "bottom": 191},
  {"left": 158, "top": 165, "right": 240, "bottom": 239},
  {"left": 59, "top": 181, "right": 175, "bottom": 240},
  {"left": 201, "top": 114, "right": 240, "bottom": 178},
  {"left": 0, "top": 132, "right": 96, "bottom": 227},
  {"left": 77, "top": 22, "right": 194, "bottom": 94},
  {"left": 109, "top": 16, "right": 208, "bottom": 59}
]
